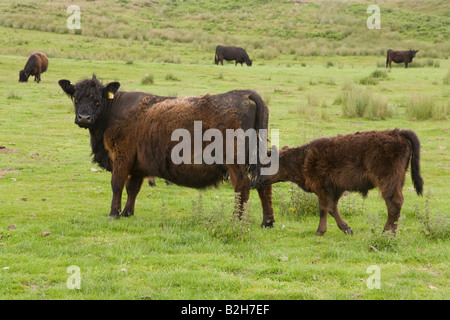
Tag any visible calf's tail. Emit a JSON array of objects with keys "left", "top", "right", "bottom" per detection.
[{"left": 400, "top": 129, "right": 424, "bottom": 195}]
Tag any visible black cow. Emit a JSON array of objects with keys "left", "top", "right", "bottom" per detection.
[
  {"left": 19, "top": 52, "right": 49, "bottom": 83},
  {"left": 58, "top": 75, "right": 174, "bottom": 188},
  {"left": 58, "top": 76, "right": 275, "bottom": 227},
  {"left": 215, "top": 46, "right": 252, "bottom": 66},
  {"left": 386, "top": 50, "right": 419, "bottom": 68}
]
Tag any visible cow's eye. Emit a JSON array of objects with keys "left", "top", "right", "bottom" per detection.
[
  {"left": 96, "top": 101, "right": 101, "bottom": 106},
  {"left": 74, "top": 99, "right": 79, "bottom": 104}
]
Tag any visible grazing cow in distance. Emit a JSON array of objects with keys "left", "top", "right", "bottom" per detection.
[
  {"left": 59, "top": 75, "right": 174, "bottom": 187},
  {"left": 215, "top": 45, "right": 253, "bottom": 66},
  {"left": 253, "top": 129, "right": 423, "bottom": 236},
  {"left": 19, "top": 52, "right": 49, "bottom": 83},
  {"left": 386, "top": 49, "right": 419, "bottom": 68},
  {"left": 59, "top": 77, "right": 275, "bottom": 227}
]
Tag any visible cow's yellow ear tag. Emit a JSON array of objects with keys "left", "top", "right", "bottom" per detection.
[{"left": 108, "top": 92, "right": 114, "bottom": 99}]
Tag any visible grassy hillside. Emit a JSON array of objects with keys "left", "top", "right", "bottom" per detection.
[{"left": 0, "top": 0, "right": 449, "bottom": 301}]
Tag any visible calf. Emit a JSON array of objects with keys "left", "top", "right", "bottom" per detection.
[
  {"left": 19, "top": 52, "right": 49, "bottom": 83},
  {"left": 254, "top": 129, "right": 424, "bottom": 235},
  {"left": 386, "top": 49, "right": 419, "bottom": 68}
]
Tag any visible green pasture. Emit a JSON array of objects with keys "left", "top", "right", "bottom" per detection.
[{"left": 0, "top": 0, "right": 449, "bottom": 300}]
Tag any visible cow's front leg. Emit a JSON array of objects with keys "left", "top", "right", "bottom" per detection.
[{"left": 109, "top": 167, "right": 128, "bottom": 219}]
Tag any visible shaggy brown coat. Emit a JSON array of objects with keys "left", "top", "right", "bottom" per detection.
[
  {"left": 94, "top": 92, "right": 273, "bottom": 226},
  {"left": 254, "top": 129, "right": 423, "bottom": 235},
  {"left": 19, "top": 52, "right": 48, "bottom": 83}
]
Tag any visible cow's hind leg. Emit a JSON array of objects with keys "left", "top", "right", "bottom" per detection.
[
  {"left": 257, "top": 184, "right": 275, "bottom": 228},
  {"left": 227, "top": 165, "right": 250, "bottom": 219},
  {"left": 109, "top": 168, "right": 129, "bottom": 219},
  {"left": 383, "top": 191, "right": 404, "bottom": 234},
  {"left": 121, "top": 174, "right": 144, "bottom": 217}
]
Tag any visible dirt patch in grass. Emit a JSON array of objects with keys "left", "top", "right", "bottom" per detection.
[{"left": 0, "top": 169, "right": 20, "bottom": 179}]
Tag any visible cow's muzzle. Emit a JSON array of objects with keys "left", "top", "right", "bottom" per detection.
[{"left": 75, "top": 114, "right": 93, "bottom": 128}]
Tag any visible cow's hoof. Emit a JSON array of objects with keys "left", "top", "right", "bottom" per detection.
[
  {"left": 315, "top": 230, "right": 325, "bottom": 236},
  {"left": 261, "top": 220, "right": 274, "bottom": 228},
  {"left": 344, "top": 227, "right": 353, "bottom": 235},
  {"left": 121, "top": 209, "right": 134, "bottom": 217},
  {"left": 108, "top": 212, "right": 120, "bottom": 219}
]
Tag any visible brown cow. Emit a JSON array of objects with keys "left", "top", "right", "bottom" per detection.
[
  {"left": 19, "top": 52, "right": 48, "bottom": 83},
  {"left": 386, "top": 49, "right": 419, "bottom": 68},
  {"left": 254, "top": 129, "right": 424, "bottom": 236}
]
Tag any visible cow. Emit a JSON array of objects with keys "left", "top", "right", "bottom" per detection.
[
  {"left": 253, "top": 129, "right": 424, "bottom": 236},
  {"left": 386, "top": 49, "right": 419, "bottom": 68},
  {"left": 59, "top": 77, "right": 275, "bottom": 227},
  {"left": 59, "top": 75, "right": 173, "bottom": 187},
  {"left": 19, "top": 52, "right": 49, "bottom": 83},
  {"left": 215, "top": 46, "right": 253, "bottom": 66}
]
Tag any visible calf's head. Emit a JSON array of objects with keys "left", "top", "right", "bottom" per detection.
[
  {"left": 19, "top": 70, "right": 29, "bottom": 82},
  {"left": 58, "top": 75, "right": 120, "bottom": 129}
]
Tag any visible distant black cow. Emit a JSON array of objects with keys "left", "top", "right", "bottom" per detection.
[
  {"left": 19, "top": 52, "right": 49, "bottom": 83},
  {"left": 386, "top": 49, "right": 419, "bottom": 68},
  {"left": 215, "top": 46, "right": 252, "bottom": 66}
]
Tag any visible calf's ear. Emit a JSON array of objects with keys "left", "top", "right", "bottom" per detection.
[
  {"left": 103, "top": 82, "right": 121, "bottom": 100},
  {"left": 58, "top": 79, "right": 75, "bottom": 97}
]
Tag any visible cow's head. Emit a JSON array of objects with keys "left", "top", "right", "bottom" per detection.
[
  {"left": 409, "top": 50, "right": 419, "bottom": 59},
  {"left": 19, "top": 70, "right": 29, "bottom": 82},
  {"left": 58, "top": 75, "right": 120, "bottom": 129},
  {"left": 246, "top": 59, "right": 253, "bottom": 67}
]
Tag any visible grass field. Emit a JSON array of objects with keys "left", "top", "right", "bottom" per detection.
[{"left": 0, "top": 0, "right": 449, "bottom": 301}]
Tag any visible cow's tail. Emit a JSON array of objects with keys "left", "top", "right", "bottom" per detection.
[
  {"left": 247, "top": 91, "right": 269, "bottom": 185},
  {"left": 214, "top": 51, "right": 218, "bottom": 65},
  {"left": 386, "top": 49, "right": 392, "bottom": 67},
  {"left": 399, "top": 129, "right": 424, "bottom": 196}
]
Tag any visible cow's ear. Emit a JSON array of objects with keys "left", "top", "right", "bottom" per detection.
[
  {"left": 59, "top": 79, "right": 75, "bottom": 97},
  {"left": 103, "top": 82, "right": 120, "bottom": 100}
]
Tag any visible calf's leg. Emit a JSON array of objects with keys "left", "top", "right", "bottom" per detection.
[
  {"left": 316, "top": 193, "right": 352, "bottom": 236},
  {"left": 257, "top": 184, "right": 275, "bottom": 227},
  {"left": 121, "top": 174, "right": 144, "bottom": 217}
]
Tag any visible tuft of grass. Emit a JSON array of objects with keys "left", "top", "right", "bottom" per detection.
[
  {"left": 415, "top": 192, "right": 450, "bottom": 239},
  {"left": 141, "top": 73, "right": 154, "bottom": 85},
  {"left": 337, "top": 85, "right": 392, "bottom": 120},
  {"left": 443, "top": 68, "right": 450, "bottom": 85},
  {"left": 165, "top": 72, "right": 180, "bottom": 82},
  {"left": 406, "top": 94, "right": 448, "bottom": 120},
  {"left": 7, "top": 91, "right": 22, "bottom": 100},
  {"left": 359, "top": 69, "right": 388, "bottom": 85}
]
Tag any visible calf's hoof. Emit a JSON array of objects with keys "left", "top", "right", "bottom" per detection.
[{"left": 344, "top": 227, "right": 353, "bottom": 235}]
